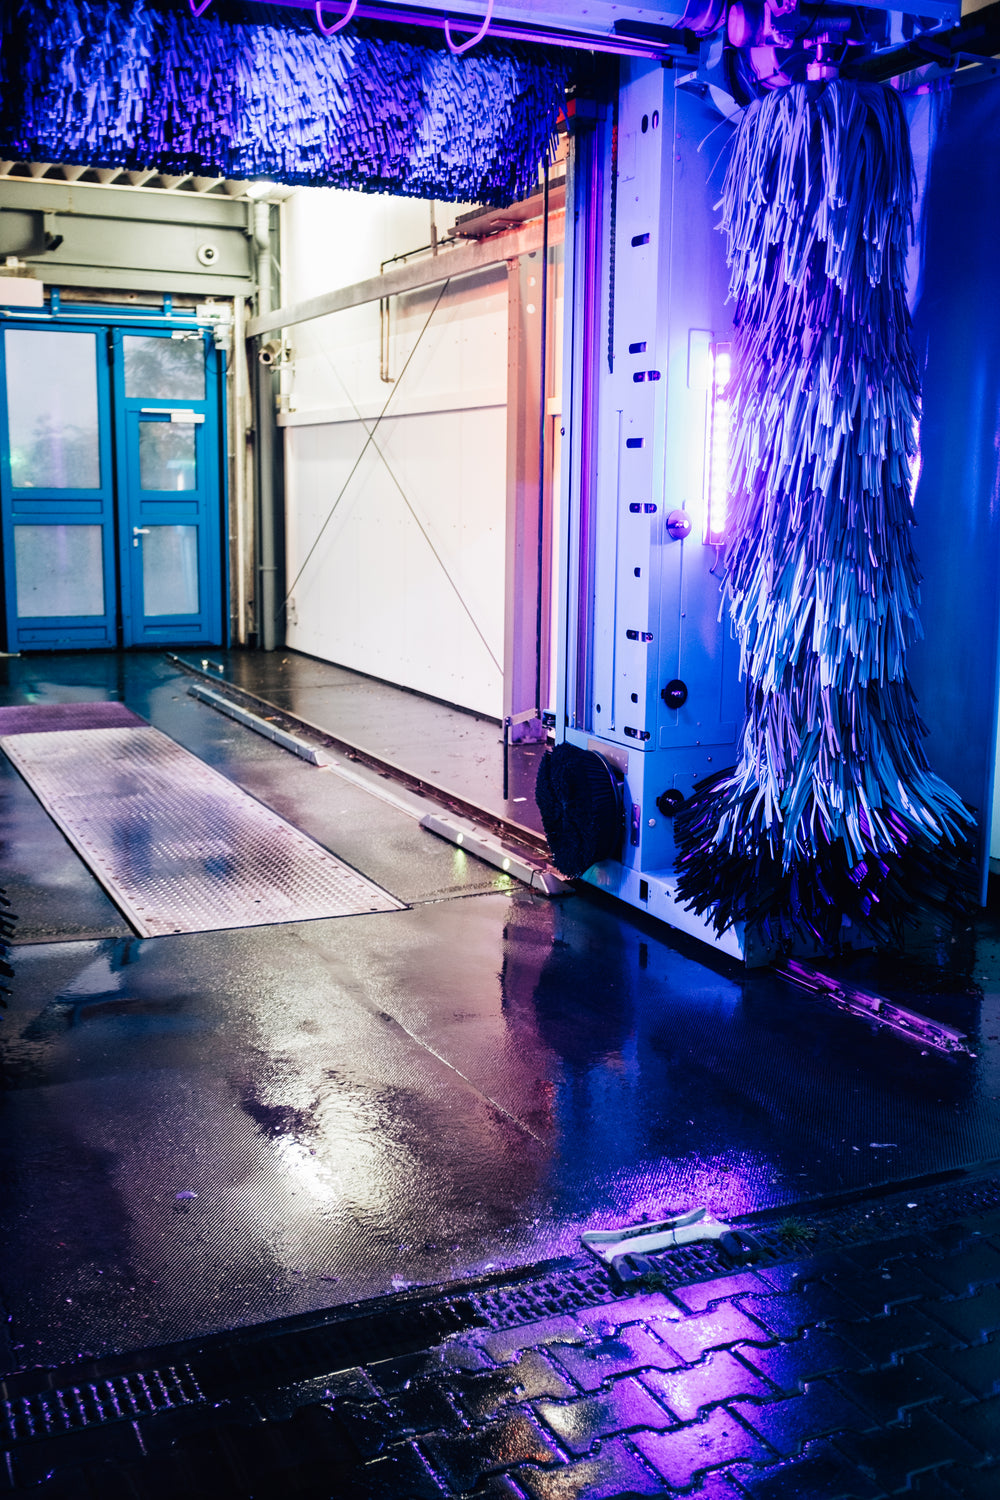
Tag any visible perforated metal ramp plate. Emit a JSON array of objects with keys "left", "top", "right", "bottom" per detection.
[{"left": 0, "top": 724, "right": 404, "bottom": 936}]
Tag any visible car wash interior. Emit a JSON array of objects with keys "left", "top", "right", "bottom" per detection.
[{"left": 0, "top": 0, "right": 1000, "bottom": 1478}]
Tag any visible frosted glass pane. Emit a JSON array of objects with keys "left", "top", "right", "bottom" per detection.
[
  {"left": 139, "top": 420, "right": 196, "bottom": 491},
  {"left": 5, "top": 329, "right": 100, "bottom": 489},
  {"left": 124, "top": 335, "right": 205, "bottom": 400},
  {"left": 14, "top": 524, "right": 105, "bottom": 618},
  {"left": 142, "top": 526, "right": 199, "bottom": 617}
]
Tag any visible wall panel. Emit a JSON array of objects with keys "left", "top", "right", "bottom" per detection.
[
  {"left": 280, "top": 187, "right": 507, "bottom": 716},
  {"left": 906, "top": 78, "right": 1000, "bottom": 890}
]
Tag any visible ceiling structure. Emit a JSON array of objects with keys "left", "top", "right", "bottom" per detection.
[{"left": 0, "top": 162, "right": 262, "bottom": 196}]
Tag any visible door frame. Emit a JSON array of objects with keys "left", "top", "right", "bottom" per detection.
[
  {"left": 111, "top": 323, "right": 224, "bottom": 648},
  {"left": 0, "top": 299, "right": 229, "bottom": 652},
  {"left": 0, "top": 314, "right": 118, "bottom": 650}
]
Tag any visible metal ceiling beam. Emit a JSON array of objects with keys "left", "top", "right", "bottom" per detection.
[
  {"left": 217, "top": 0, "right": 694, "bottom": 57},
  {"left": 0, "top": 177, "right": 247, "bottom": 225},
  {"left": 848, "top": 0, "right": 999, "bottom": 76},
  {"left": 247, "top": 211, "right": 564, "bottom": 338}
]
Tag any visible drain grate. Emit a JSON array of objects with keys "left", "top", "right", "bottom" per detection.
[
  {"left": 0, "top": 723, "right": 404, "bottom": 936},
  {"left": 1, "top": 1365, "right": 203, "bottom": 1444},
  {"left": 470, "top": 1261, "right": 621, "bottom": 1328}
]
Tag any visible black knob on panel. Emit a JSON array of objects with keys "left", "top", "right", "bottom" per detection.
[
  {"left": 656, "top": 789, "right": 685, "bottom": 817},
  {"left": 661, "top": 679, "right": 688, "bottom": 709}
]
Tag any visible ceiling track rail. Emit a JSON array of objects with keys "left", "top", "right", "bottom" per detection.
[{"left": 188, "top": 0, "right": 690, "bottom": 57}]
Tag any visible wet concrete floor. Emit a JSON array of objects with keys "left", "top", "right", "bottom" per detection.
[
  {"left": 179, "top": 646, "right": 547, "bottom": 837},
  {"left": 1, "top": 652, "right": 1000, "bottom": 1374}
]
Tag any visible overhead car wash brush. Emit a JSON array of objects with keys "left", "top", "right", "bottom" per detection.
[{"left": 0, "top": 0, "right": 567, "bottom": 206}]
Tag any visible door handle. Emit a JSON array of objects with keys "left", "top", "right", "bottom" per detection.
[
  {"left": 139, "top": 408, "right": 206, "bottom": 423},
  {"left": 133, "top": 526, "right": 151, "bottom": 548}
]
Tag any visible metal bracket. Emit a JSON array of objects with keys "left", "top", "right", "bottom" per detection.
[{"left": 41, "top": 212, "right": 63, "bottom": 253}]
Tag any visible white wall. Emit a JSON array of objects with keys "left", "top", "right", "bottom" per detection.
[{"left": 279, "top": 188, "right": 507, "bottom": 717}]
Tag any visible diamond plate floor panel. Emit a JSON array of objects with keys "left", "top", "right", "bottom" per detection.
[{"left": 0, "top": 724, "right": 404, "bottom": 936}]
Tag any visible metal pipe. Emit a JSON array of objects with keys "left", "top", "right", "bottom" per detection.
[
  {"left": 253, "top": 200, "right": 280, "bottom": 651},
  {"left": 231, "top": 295, "right": 250, "bottom": 644},
  {"left": 254, "top": 200, "right": 273, "bottom": 314},
  {"left": 534, "top": 155, "right": 550, "bottom": 720},
  {"left": 248, "top": 213, "right": 559, "bottom": 338}
]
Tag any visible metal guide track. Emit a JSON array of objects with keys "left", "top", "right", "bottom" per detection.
[{"left": 0, "top": 726, "right": 404, "bottom": 937}]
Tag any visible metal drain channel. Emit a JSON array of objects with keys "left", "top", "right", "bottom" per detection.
[
  {"left": 2, "top": 1366, "right": 204, "bottom": 1444},
  {"left": 0, "top": 725, "right": 404, "bottom": 936}
]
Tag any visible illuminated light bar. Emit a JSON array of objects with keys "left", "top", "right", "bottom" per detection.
[
  {"left": 910, "top": 418, "right": 922, "bottom": 504},
  {"left": 778, "top": 962, "right": 974, "bottom": 1056},
  {"left": 704, "top": 340, "right": 732, "bottom": 546}
]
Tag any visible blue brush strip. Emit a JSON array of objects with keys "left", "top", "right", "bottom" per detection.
[{"left": 0, "top": 0, "right": 568, "bottom": 204}]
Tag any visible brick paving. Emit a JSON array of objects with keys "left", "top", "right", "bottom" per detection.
[{"left": 5, "top": 1206, "right": 1000, "bottom": 1495}]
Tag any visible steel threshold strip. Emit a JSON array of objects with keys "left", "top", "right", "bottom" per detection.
[
  {"left": 778, "top": 961, "right": 975, "bottom": 1057},
  {"left": 0, "top": 705, "right": 404, "bottom": 937}
]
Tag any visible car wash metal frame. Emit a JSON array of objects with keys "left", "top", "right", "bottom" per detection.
[{"left": 553, "top": 61, "right": 758, "bottom": 962}]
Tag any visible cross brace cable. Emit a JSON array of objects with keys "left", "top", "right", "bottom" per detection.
[{"left": 277, "top": 277, "right": 452, "bottom": 619}]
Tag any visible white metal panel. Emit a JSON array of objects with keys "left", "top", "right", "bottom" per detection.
[
  {"left": 284, "top": 402, "right": 505, "bottom": 715},
  {"left": 281, "top": 188, "right": 508, "bottom": 716}
]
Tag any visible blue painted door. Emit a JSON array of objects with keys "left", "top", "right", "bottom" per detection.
[
  {"left": 0, "top": 320, "right": 118, "bottom": 649},
  {"left": 0, "top": 316, "right": 225, "bottom": 651},
  {"left": 112, "top": 327, "right": 223, "bottom": 647}
]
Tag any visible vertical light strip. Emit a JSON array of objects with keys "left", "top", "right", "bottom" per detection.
[
  {"left": 703, "top": 340, "right": 732, "bottom": 546},
  {"left": 909, "top": 418, "right": 922, "bottom": 504}
]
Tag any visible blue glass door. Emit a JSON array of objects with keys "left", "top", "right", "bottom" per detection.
[
  {"left": 0, "top": 322, "right": 117, "bottom": 649},
  {"left": 113, "top": 328, "right": 223, "bottom": 647},
  {"left": 0, "top": 316, "right": 226, "bottom": 651}
]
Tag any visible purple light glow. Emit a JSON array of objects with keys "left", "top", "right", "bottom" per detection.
[
  {"left": 594, "top": 1150, "right": 796, "bottom": 1230},
  {"left": 314, "top": 0, "right": 358, "bottom": 37},
  {"left": 704, "top": 342, "right": 732, "bottom": 546}
]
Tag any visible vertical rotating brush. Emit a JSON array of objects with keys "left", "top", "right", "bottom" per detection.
[{"left": 674, "top": 81, "right": 976, "bottom": 947}]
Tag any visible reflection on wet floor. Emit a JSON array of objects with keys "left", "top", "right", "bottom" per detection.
[{"left": 0, "top": 652, "right": 998, "bottom": 1376}]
